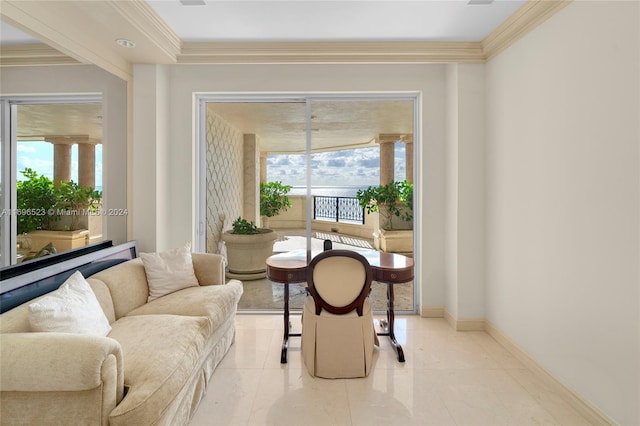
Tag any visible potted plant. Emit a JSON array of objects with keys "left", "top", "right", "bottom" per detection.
[
  {"left": 221, "top": 182, "right": 292, "bottom": 280},
  {"left": 220, "top": 217, "right": 278, "bottom": 280},
  {"left": 54, "top": 180, "right": 102, "bottom": 231},
  {"left": 260, "top": 181, "right": 292, "bottom": 228},
  {"left": 356, "top": 180, "right": 414, "bottom": 255},
  {"left": 16, "top": 168, "right": 102, "bottom": 254}
]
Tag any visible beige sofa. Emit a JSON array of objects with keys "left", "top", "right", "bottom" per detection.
[{"left": 0, "top": 252, "right": 243, "bottom": 426}]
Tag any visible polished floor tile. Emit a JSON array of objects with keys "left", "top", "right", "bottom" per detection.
[
  {"left": 190, "top": 315, "right": 593, "bottom": 426},
  {"left": 237, "top": 230, "right": 415, "bottom": 312}
]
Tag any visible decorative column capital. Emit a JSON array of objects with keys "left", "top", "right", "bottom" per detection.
[
  {"left": 46, "top": 135, "right": 90, "bottom": 145},
  {"left": 377, "top": 133, "right": 413, "bottom": 144}
]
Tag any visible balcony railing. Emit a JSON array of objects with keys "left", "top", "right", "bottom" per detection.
[{"left": 313, "top": 196, "right": 364, "bottom": 224}]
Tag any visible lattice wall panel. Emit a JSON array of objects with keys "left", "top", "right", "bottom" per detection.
[{"left": 206, "top": 109, "right": 243, "bottom": 255}]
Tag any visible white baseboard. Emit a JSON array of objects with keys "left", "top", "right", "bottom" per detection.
[
  {"left": 484, "top": 321, "right": 614, "bottom": 426},
  {"left": 419, "top": 309, "right": 614, "bottom": 424},
  {"left": 453, "top": 318, "right": 485, "bottom": 331},
  {"left": 420, "top": 306, "right": 444, "bottom": 317},
  {"left": 443, "top": 309, "right": 485, "bottom": 331},
  {"left": 420, "top": 307, "right": 486, "bottom": 331}
]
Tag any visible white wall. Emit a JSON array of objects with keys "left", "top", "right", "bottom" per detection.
[
  {"left": 445, "top": 65, "right": 460, "bottom": 320},
  {"left": 445, "top": 63, "right": 486, "bottom": 322},
  {"left": 146, "top": 63, "right": 449, "bottom": 311},
  {"left": 485, "top": 2, "right": 639, "bottom": 424},
  {"left": 132, "top": 64, "right": 172, "bottom": 253},
  {"left": 0, "top": 64, "right": 129, "bottom": 246}
]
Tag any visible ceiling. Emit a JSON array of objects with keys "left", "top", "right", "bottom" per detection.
[
  {"left": 1, "top": 1, "right": 527, "bottom": 45},
  {"left": 207, "top": 99, "right": 415, "bottom": 153},
  {"left": 16, "top": 104, "right": 103, "bottom": 144},
  {"left": 0, "top": 0, "right": 527, "bottom": 153},
  {"left": 145, "top": 0, "right": 526, "bottom": 43}
]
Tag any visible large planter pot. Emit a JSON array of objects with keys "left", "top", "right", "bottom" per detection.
[
  {"left": 373, "top": 229, "right": 413, "bottom": 257},
  {"left": 221, "top": 229, "right": 278, "bottom": 280},
  {"left": 378, "top": 204, "right": 413, "bottom": 231},
  {"left": 26, "top": 229, "right": 90, "bottom": 254}
]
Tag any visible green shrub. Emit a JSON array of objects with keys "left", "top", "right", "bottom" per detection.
[
  {"left": 230, "top": 217, "right": 260, "bottom": 234},
  {"left": 16, "top": 168, "right": 56, "bottom": 234},
  {"left": 356, "top": 180, "right": 413, "bottom": 230},
  {"left": 260, "top": 181, "right": 292, "bottom": 218},
  {"left": 15, "top": 168, "right": 102, "bottom": 233}
]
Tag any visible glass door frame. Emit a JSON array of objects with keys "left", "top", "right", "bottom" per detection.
[
  {"left": 0, "top": 101, "right": 16, "bottom": 267},
  {"left": 0, "top": 95, "right": 103, "bottom": 267},
  {"left": 194, "top": 92, "right": 421, "bottom": 314}
]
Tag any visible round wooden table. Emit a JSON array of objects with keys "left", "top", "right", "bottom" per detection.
[{"left": 266, "top": 249, "right": 414, "bottom": 363}]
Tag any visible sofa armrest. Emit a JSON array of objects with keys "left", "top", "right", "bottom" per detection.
[
  {"left": 192, "top": 252, "right": 226, "bottom": 286},
  {"left": 1, "top": 332, "right": 124, "bottom": 425}
]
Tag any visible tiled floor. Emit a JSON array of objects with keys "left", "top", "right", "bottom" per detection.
[
  {"left": 190, "top": 314, "right": 593, "bottom": 426},
  {"left": 238, "top": 230, "right": 415, "bottom": 312}
]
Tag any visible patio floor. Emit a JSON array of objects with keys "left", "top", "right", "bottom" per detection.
[{"left": 236, "top": 229, "right": 415, "bottom": 312}]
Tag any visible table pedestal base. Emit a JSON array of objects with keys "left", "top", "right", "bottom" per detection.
[
  {"left": 280, "top": 282, "right": 300, "bottom": 363},
  {"left": 376, "top": 283, "right": 405, "bottom": 362}
]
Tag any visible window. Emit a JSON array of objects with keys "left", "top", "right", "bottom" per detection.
[
  {"left": 196, "top": 94, "right": 418, "bottom": 313},
  {"left": 0, "top": 97, "right": 103, "bottom": 266}
]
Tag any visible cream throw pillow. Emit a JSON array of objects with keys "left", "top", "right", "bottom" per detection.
[
  {"left": 29, "top": 271, "right": 112, "bottom": 336},
  {"left": 141, "top": 243, "right": 200, "bottom": 302}
]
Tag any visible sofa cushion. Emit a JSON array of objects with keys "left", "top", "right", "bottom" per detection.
[
  {"left": 106, "top": 314, "right": 210, "bottom": 425},
  {"left": 86, "top": 278, "right": 116, "bottom": 324},
  {"left": 140, "top": 243, "right": 200, "bottom": 302},
  {"left": 90, "top": 258, "right": 149, "bottom": 319},
  {"left": 126, "top": 280, "right": 243, "bottom": 331},
  {"left": 28, "top": 271, "right": 112, "bottom": 336},
  {"left": 191, "top": 252, "right": 225, "bottom": 286},
  {"left": 0, "top": 279, "right": 113, "bottom": 333}
]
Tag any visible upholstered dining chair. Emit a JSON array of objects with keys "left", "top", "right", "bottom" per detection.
[{"left": 301, "top": 249, "right": 377, "bottom": 378}]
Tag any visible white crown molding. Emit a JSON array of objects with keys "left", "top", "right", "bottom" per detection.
[
  {"left": 0, "top": 44, "right": 80, "bottom": 66},
  {"left": 482, "top": 0, "right": 572, "bottom": 60},
  {"left": 0, "top": 1, "right": 133, "bottom": 80},
  {"left": 178, "top": 41, "right": 485, "bottom": 64},
  {"left": 0, "top": 0, "right": 571, "bottom": 69},
  {"left": 105, "top": 0, "right": 181, "bottom": 62}
]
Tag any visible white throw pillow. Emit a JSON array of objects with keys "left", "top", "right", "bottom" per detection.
[
  {"left": 140, "top": 243, "right": 200, "bottom": 302},
  {"left": 29, "top": 271, "right": 112, "bottom": 336}
]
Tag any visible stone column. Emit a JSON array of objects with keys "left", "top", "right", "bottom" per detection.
[
  {"left": 377, "top": 134, "right": 398, "bottom": 185},
  {"left": 52, "top": 143, "right": 72, "bottom": 186},
  {"left": 260, "top": 153, "right": 267, "bottom": 183},
  {"left": 404, "top": 138, "right": 414, "bottom": 184},
  {"left": 78, "top": 143, "right": 96, "bottom": 188},
  {"left": 243, "top": 134, "right": 260, "bottom": 224}
]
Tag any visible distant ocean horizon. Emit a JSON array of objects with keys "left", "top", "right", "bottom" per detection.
[
  {"left": 288, "top": 185, "right": 370, "bottom": 197},
  {"left": 92, "top": 185, "right": 368, "bottom": 197}
]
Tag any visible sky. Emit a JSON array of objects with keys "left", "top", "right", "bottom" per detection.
[
  {"left": 16, "top": 141, "right": 103, "bottom": 189},
  {"left": 266, "top": 142, "right": 406, "bottom": 188},
  {"left": 15, "top": 140, "right": 404, "bottom": 191}
]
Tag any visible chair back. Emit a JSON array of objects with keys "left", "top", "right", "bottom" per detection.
[{"left": 306, "top": 250, "right": 372, "bottom": 316}]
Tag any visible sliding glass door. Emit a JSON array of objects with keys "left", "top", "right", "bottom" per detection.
[
  {"left": 0, "top": 101, "right": 15, "bottom": 267},
  {"left": 0, "top": 96, "right": 103, "bottom": 267},
  {"left": 308, "top": 97, "right": 415, "bottom": 312},
  {"left": 196, "top": 93, "right": 418, "bottom": 313}
]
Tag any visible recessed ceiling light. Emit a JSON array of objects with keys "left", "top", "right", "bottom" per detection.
[
  {"left": 116, "top": 39, "right": 135, "bottom": 48},
  {"left": 468, "top": 0, "right": 493, "bottom": 4},
  {"left": 180, "top": 0, "right": 206, "bottom": 5}
]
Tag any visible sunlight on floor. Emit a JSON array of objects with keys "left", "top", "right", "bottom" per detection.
[
  {"left": 238, "top": 230, "right": 414, "bottom": 312},
  {"left": 190, "top": 315, "right": 593, "bottom": 426}
]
